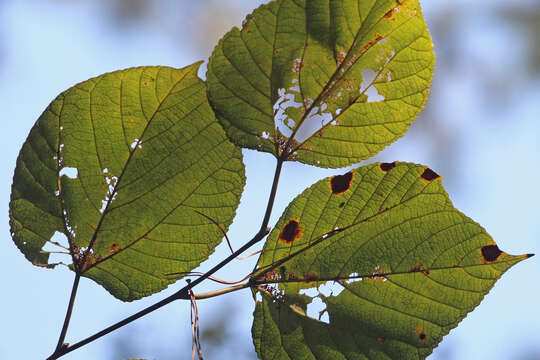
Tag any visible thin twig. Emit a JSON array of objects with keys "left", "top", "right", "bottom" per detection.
[
  {"left": 190, "top": 290, "right": 203, "bottom": 360},
  {"left": 237, "top": 249, "right": 262, "bottom": 260},
  {"left": 193, "top": 284, "right": 250, "bottom": 300},
  {"left": 166, "top": 271, "right": 252, "bottom": 286}
]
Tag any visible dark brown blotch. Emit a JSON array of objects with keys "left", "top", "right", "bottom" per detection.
[
  {"left": 481, "top": 244, "right": 502, "bottom": 262},
  {"left": 417, "top": 327, "right": 427, "bottom": 342},
  {"left": 380, "top": 162, "right": 396, "bottom": 173},
  {"left": 421, "top": 168, "right": 440, "bottom": 182},
  {"left": 331, "top": 172, "right": 353, "bottom": 194},
  {"left": 279, "top": 219, "right": 303, "bottom": 244},
  {"left": 377, "top": 337, "right": 385, "bottom": 345}
]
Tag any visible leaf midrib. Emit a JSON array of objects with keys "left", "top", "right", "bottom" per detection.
[{"left": 77, "top": 67, "right": 191, "bottom": 271}]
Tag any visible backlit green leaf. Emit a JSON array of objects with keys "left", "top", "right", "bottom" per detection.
[
  {"left": 252, "top": 162, "right": 530, "bottom": 358},
  {"left": 207, "top": 0, "right": 435, "bottom": 168},
  {"left": 9, "top": 63, "right": 245, "bottom": 301}
]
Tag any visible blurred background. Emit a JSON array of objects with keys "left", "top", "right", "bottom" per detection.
[{"left": 1, "top": 0, "right": 538, "bottom": 359}]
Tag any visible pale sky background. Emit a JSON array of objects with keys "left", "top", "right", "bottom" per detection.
[{"left": 1, "top": 1, "right": 539, "bottom": 359}]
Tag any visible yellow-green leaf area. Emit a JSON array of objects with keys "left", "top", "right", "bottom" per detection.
[
  {"left": 9, "top": 63, "right": 245, "bottom": 301},
  {"left": 252, "top": 162, "right": 530, "bottom": 359},
  {"left": 207, "top": 0, "right": 435, "bottom": 168}
]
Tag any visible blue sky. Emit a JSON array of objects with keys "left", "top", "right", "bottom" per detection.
[{"left": 1, "top": 1, "right": 538, "bottom": 359}]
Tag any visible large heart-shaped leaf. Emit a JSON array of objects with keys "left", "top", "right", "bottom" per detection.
[
  {"left": 9, "top": 63, "right": 245, "bottom": 301},
  {"left": 251, "top": 162, "right": 531, "bottom": 358},
  {"left": 207, "top": 0, "right": 435, "bottom": 168}
]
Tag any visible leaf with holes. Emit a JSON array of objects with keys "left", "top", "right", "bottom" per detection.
[
  {"left": 251, "top": 162, "right": 531, "bottom": 359},
  {"left": 9, "top": 63, "right": 245, "bottom": 301},
  {"left": 207, "top": 0, "right": 434, "bottom": 168}
]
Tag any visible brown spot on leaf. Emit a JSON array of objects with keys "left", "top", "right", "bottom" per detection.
[
  {"left": 481, "top": 244, "right": 502, "bottom": 262},
  {"left": 417, "top": 327, "right": 427, "bottom": 342},
  {"left": 420, "top": 168, "right": 440, "bottom": 182},
  {"left": 409, "top": 264, "right": 430, "bottom": 276},
  {"left": 110, "top": 243, "right": 121, "bottom": 254},
  {"left": 288, "top": 273, "right": 298, "bottom": 281},
  {"left": 377, "top": 337, "right": 385, "bottom": 345},
  {"left": 526, "top": 253, "right": 535, "bottom": 258},
  {"left": 265, "top": 270, "right": 279, "bottom": 281},
  {"left": 279, "top": 219, "right": 303, "bottom": 244},
  {"left": 375, "top": 34, "right": 384, "bottom": 42},
  {"left": 362, "top": 41, "right": 375, "bottom": 52},
  {"left": 409, "top": 264, "right": 423, "bottom": 272},
  {"left": 304, "top": 272, "right": 318, "bottom": 282},
  {"left": 384, "top": 8, "right": 397, "bottom": 19},
  {"left": 380, "top": 162, "right": 396, "bottom": 173},
  {"left": 331, "top": 172, "right": 353, "bottom": 194}
]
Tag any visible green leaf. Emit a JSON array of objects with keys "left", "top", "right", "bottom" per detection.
[
  {"left": 9, "top": 63, "right": 245, "bottom": 301},
  {"left": 207, "top": 0, "right": 435, "bottom": 168},
  {"left": 252, "top": 162, "right": 531, "bottom": 359}
]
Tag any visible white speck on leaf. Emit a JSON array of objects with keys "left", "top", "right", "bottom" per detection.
[{"left": 131, "top": 139, "right": 142, "bottom": 150}]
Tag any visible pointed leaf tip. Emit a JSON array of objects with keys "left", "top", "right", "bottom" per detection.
[{"left": 253, "top": 162, "right": 529, "bottom": 359}]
